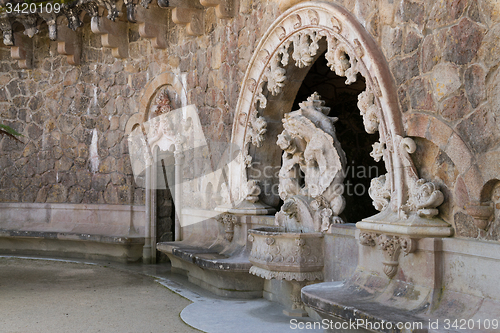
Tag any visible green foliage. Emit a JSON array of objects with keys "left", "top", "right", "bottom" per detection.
[{"left": 0, "top": 123, "right": 24, "bottom": 141}]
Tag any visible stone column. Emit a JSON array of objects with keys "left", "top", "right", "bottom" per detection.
[
  {"left": 143, "top": 161, "right": 152, "bottom": 263},
  {"left": 174, "top": 134, "right": 185, "bottom": 241}
]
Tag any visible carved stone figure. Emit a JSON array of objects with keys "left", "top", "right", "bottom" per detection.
[{"left": 276, "top": 92, "right": 347, "bottom": 232}]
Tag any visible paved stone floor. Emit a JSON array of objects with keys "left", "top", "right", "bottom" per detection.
[
  {"left": 0, "top": 256, "right": 323, "bottom": 333},
  {"left": 0, "top": 257, "right": 198, "bottom": 333}
]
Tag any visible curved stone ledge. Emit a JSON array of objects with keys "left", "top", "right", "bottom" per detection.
[
  {"left": 249, "top": 266, "right": 323, "bottom": 282},
  {"left": 157, "top": 241, "right": 253, "bottom": 272}
]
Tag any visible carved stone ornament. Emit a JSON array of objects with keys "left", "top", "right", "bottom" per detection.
[
  {"left": 368, "top": 174, "right": 391, "bottom": 212},
  {"left": 405, "top": 178, "right": 445, "bottom": 218},
  {"left": 246, "top": 112, "right": 267, "bottom": 148},
  {"left": 291, "top": 30, "right": 321, "bottom": 68},
  {"left": 275, "top": 92, "right": 346, "bottom": 232},
  {"left": 359, "top": 232, "right": 417, "bottom": 278},
  {"left": 216, "top": 213, "right": 240, "bottom": 242},
  {"left": 248, "top": 227, "right": 324, "bottom": 281},
  {"left": 231, "top": 2, "right": 453, "bottom": 237},
  {"left": 244, "top": 180, "right": 261, "bottom": 203},
  {"left": 370, "top": 141, "right": 385, "bottom": 162},
  {"left": 147, "top": 89, "right": 176, "bottom": 152},
  {"left": 357, "top": 91, "right": 381, "bottom": 134},
  {"left": 264, "top": 43, "right": 290, "bottom": 96}
]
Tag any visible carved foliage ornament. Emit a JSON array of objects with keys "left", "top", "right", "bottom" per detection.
[
  {"left": 368, "top": 174, "right": 391, "bottom": 212},
  {"left": 216, "top": 213, "right": 239, "bottom": 242},
  {"left": 360, "top": 232, "right": 417, "bottom": 278}
]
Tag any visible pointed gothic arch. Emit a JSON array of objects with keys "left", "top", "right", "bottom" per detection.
[{"left": 229, "top": 2, "right": 453, "bottom": 238}]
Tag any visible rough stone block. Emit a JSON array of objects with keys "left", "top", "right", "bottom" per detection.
[
  {"left": 445, "top": 132, "right": 473, "bottom": 174},
  {"left": 390, "top": 52, "right": 419, "bottom": 86},
  {"left": 405, "top": 112, "right": 430, "bottom": 138},
  {"left": 456, "top": 106, "right": 500, "bottom": 155},
  {"left": 427, "top": 117, "right": 453, "bottom": 149},
  {"left": 477, "top": 151, "right": 500, "bottom": 183},
  {"left": 381, "top": 26, "right": 402, "bottom": 60},
  {"left": 444, "top": 18, "right": 485, "bottom": 65},
  {"left": 427, "top": 0, "right": 468, "bottom": 29},
  {"left": 440, "top": 91, "right": 471, "bottom": 122},
  {"left": 409, "top": 77, "right": 435, "bottom": 111},
  {"left": 431, "top": 63, "right": 461, "bottom": 102},
  {"left": 486, "top": 65, "right": 500, "bottom": 116}
]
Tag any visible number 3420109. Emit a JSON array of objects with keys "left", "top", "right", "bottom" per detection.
[{"left": 4, "top": 2, "right": 61, "bottom": 14}]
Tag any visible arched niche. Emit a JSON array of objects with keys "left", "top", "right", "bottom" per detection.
[
  {"left": 126, "top": 71, "right": 188, "bottom": 261},
  {"left": 229, "top": 2, "right": 453, "bottom": 238}
]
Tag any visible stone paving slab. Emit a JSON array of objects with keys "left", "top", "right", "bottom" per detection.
[{"left": 0, "top": 256, "right": 324, "bottom": 333}]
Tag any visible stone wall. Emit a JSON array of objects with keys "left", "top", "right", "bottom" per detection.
[
  {"left": 1, "top": 0, "right": 500, "bottom": 240},
  {"left": 0, "top": 2, "right": 281, "bottom": 205}
]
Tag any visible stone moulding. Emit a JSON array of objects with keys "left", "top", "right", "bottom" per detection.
[
  {"left": 230, "top": 1, "right": 453, "bottom": 238},
  {"left": 249, "top": 266, "right": 323, "bottom": 282}
]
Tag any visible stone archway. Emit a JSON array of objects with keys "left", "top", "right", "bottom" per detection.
[{"left": 229, "top": 2, "right": 453, "bottom": 238}]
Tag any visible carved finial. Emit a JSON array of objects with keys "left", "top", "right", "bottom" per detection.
[{"left": 298, "top": 92, "right": 331, "bottom": 115}]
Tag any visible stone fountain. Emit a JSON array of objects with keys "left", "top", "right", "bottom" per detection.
[{"left": 248, "top": 93, "right": 347, "bottom": 316}]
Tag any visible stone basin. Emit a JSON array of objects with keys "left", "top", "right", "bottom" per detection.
[{"left": 248, "top": 227, "right": 324, "bottom": 281}]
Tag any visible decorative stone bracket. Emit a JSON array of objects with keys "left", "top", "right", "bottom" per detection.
[
  {"left": 360, "top": 232, "right": 417, "bottom": 279},
  {"left": 171, "top": 6, "right": 204, "bottom": 37},
  {"left": 56, "top": 20, "right": 81, "bottom": 66},
  {"left": 136, "top": 4, "right": 170, "bottom": 49},
  {"left": 200, "top": 0, "right": 236, "bottom": 19},
  {"left": 216, "top": 213, "right": 240, "bottom": 242},
  {"left": 0, "top": 0, "right": 238, "bottom": 65},
  {"left": 91, "top": 16, "right": 129, "bottom": 58},
  {"left": 10, "top": 31, "right": 32, "bottom": 69}
]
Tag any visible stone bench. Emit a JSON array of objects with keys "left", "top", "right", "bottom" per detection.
[
  {"left": 157, "top": 241, "right": 264, "bottom": 298},
  {"left": 0, "top": 203, "right": 145, "bottom": 263},
  {"left": 302, "top": 236, "right": 500, "bottom": 333}
]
